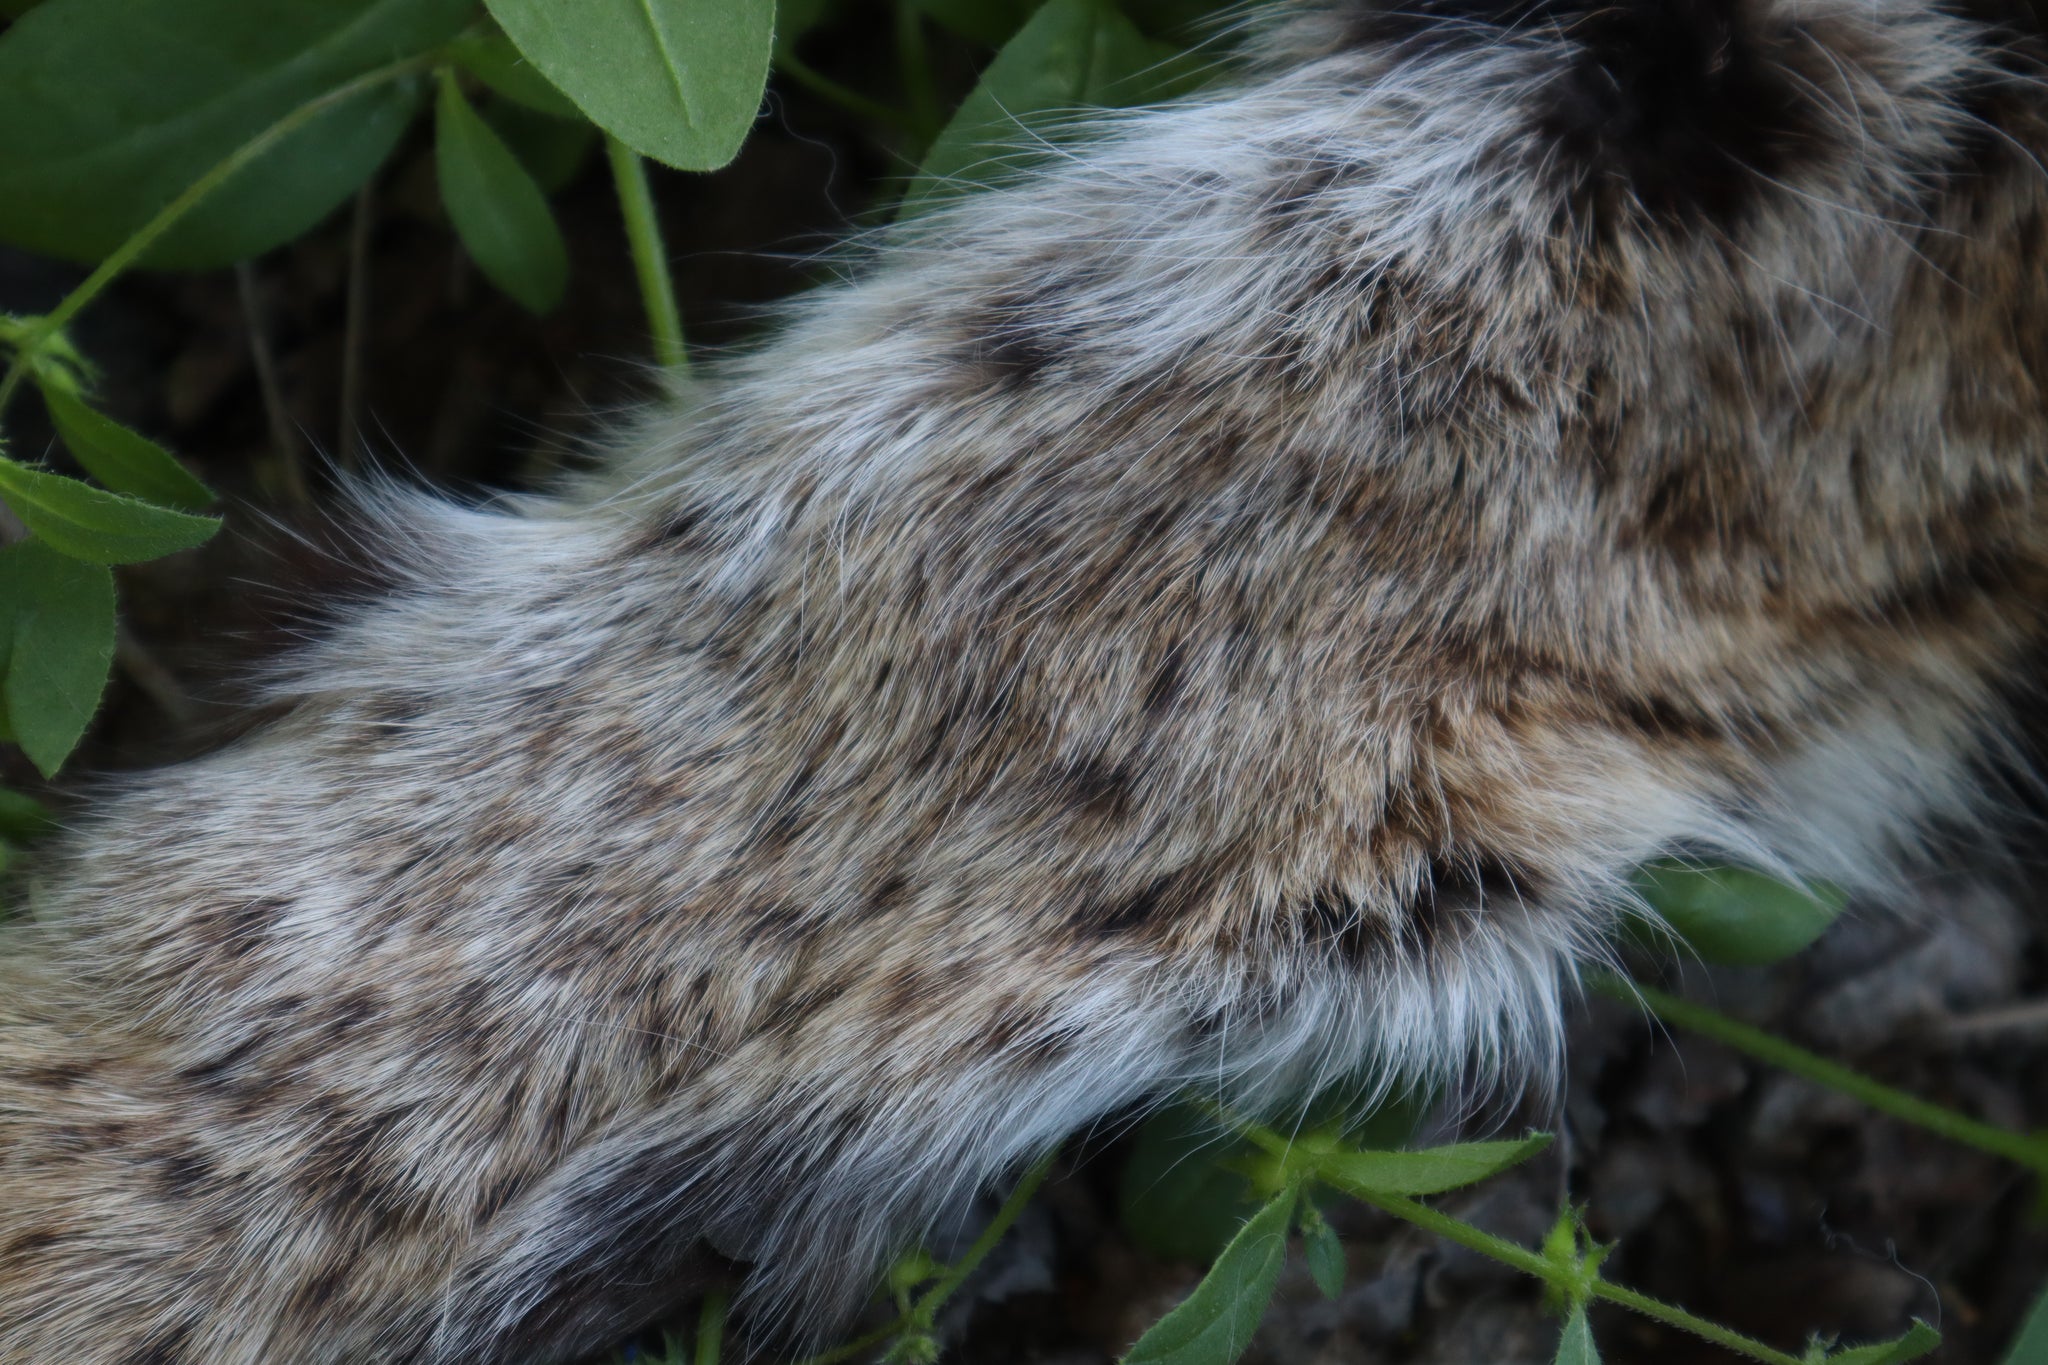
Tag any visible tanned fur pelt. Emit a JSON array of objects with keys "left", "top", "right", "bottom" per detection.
[{"left": 5, "top": 1, "right": 2048, "bottom": 1360}]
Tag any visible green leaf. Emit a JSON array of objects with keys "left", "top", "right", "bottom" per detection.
[
  {"left": 773, "top": 0, "right": 840, "bottom": 57},
  {"left": 903, "top": 0, "right": 1207, "bottom": 218},
  {"left": 484, "top": 98, "right": 599, "bottom": 195},
  {"left": 435, "top": 73, "right": 569, "bottom": 316},
  {"left": 0, "top": 458, "right": 219, "bottom": 565},
  {"left": 1120, "top": 1106, "right": 1269, "bottom": 1264},
  {"left": 2001, "top": 1284, "right": 2048, "bottom": 1365},
  {"left": 483, "top": 0, "right": 772, "bottom": 171},
  {"left": 42, "top": 387, "right": 214, "bottom": 512},
  {"left": 1823, "top": 1321, "right": 1941, "bottom": 1364},
  {"left": 449, "top": 30, "right": 582, "bottom": 120},
  {"left": 908, "top": 0, "right": 1036, "bottom": 48},
  {"left": 0, "top": 0, "right": 472, "bottom": 268},
  {"left": 1299, "top": 1207, "right": 1344, "bottom": 1300},
  {"left": 1554, "top": 1306, "right": 1601, "bottom": 1365},
  {"left": 1313, "top": 1135, "right": 1553, "bottom": 1199},
  {"left": 0, "top": 540, "right": 116, "bottom": 777},
  {"left": 0, "top": 788, "right": 50, "bottom": 842},
  {"left": 1631, "top": 860, "right": 1847, "bottom": 967},
  {"left": 1123, "top": 1185, "right": 1295, "bottom": 1365}
]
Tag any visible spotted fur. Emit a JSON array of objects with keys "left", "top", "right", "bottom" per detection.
[{"left": 5, "top": 1, "right": 2048, "bottom": 1359}]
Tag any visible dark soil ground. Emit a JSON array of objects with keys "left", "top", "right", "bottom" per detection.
[{"left": 3, "top": 51, "right": 2045, "bottom": 1365}]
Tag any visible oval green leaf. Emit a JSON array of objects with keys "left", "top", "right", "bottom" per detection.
[
  {"left": 449, "top": 30, "right": 583, "bottom": 120},
  {"left": 1632, "top": 861, "right": 1847, "bottom": 967},
  {"left": 0, "top": 0, "right": 473, "bottom": 268},
  {"left": 1825, "top": 1321, "right": 1941, "bottom": 1364},
  {"left": 1119, "top": 1106, "right": 1267, "bottom": 1265},
  {"left": 1123, "top": 1185, "right": 1295, "bottom": 1365},
  {"left": 0, "top": 540, "right": 116, "bottom": 777},
  {"left": 1300, "top": 1210, "right": 1344, "bottom": 1301},
  {"left": 483, "top": 0, "right": 772, "bottom": 171},
  {"left": 42, "top": 387, "right": 215, "bottom": 512},
  {"left": 1999, "top": 1284, "right": 2048, "bottom": 1365},
  {"left": 0, "top": 788, "right": 51, "bottom": 842},
  {"left": 1555, "top": 1306, "right": 1601, "bottom": 1365},
  {"left": 0, "top": 457, "right": 220, "bottom": 566},
  {"left": 1313, "top": 1135, "right": 1553, "bottom": 1199},
  {"left": 436, "top": 73, "right": 570, "bottom": 316},
  {"left": 903, "top": 0, "right": 1207, "bottom": 218}
]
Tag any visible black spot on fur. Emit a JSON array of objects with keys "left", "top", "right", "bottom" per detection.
[
  {"left": 1072, "top": 867, "right": 1204, "bottom": 937},
  {"left": 150, "top": 1147, "right": 217, "bottom": 1199},
  {"left": 1144, "top": 638, "right": 1190, "bottom": 716},
  {"left": 1349, "top": 0, "right": 1832, "bottom": 230},
  {"left": 1305, "top": 886, "right": 1391, "bottom": 968},
  {"left": 962, "top": 272, "right": 1098, "bottom": 388},
  {"left": 1052, "top": 756, "right": 1135, "bottom": 825},
  {"left": 1396, "top": 850, "right": 1544, "bottom": 956}
]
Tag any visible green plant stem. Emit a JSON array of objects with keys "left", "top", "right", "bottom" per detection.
[
  {"left": 694, "top": 1288, "right": 728, "bottom": 1365},
  {"left": 0, "top": 53, "right": 438, "bottom": 419},
  {"left": 909, "top": 1146, "right": 1058, "bottom": 1318},
  {"left": 605, "top": 135, "right": 688, "bottom": 372},
  {"left": 776, "top": 54, "right": 915, "bottom": 133},
  {"left": 790, "top": 1148, "right": 1059, "bottom": 1365},
  {"left": 1592, "top": 974, "right": 2048, "bottom": 1178},
  {"left": 1233, "top": 1116, "right": 1805, "bottom": 1365},
  {"left": 894, "top": 2, "right": 942, "bottom": 146}
]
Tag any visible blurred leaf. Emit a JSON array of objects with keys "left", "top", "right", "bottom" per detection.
[
  {"left": 42, "top": 387, "right": 214, "bottom": 512},
  {"left": 484, "top": 0, "right": 772, "bottom": 171},
  {"left": 1824, "top": 1321, "right": 1940, "bottom": 1364},
  {"left": 1999, "top": 1285, "right": 2048, "bottom": 1365},
  {"left": 449, "top": 30, "right": 582, "bottom": 119},
  {"left": 484, "top": 98, "right": 599, "bottom": 195},
  {"left": 774, "top": 0, "right": 840, "bottom": 56},
  {"left": 0, "top": 788, "right": 49, "bottom": 841},
  {"left": 1554, "top": 1306, "right": 1600, "bottom": 1365},
  {"left": 908, "top": 0, "right": 1036, "bottom": 48},
  {"left": 1300, "top": 1207, "right": 1343, "bottom": 1300},
  {"left": 435, "top": 73, "right": 569, "bottom": 315},
  {"left": 1314, "top": 1135, "right": 1552, "bottom": 1199},
  {"left": 0, "top": 0, "right": 471, "bottom": 268},
  {"left": 0, "top": 540, "right": 116, "bottom": 777},
  {"left": 0, "top": 0, "right": 46, "bottom": 17},
  {"left": 1122, "top": 1185, "right": 1295, "bottom": 1365},
  {"left": 1121, "top": 1105, "right": 1268, "bottom": 1264},
  {"left": 904, "top": 0, "right": 1206, "bottom": 217},
  {"left": 1632, "top": 861, "right": 1847, "bottom": 967},
  {"left": 0, "top": 457, "right": 219, "bottom": 565}
]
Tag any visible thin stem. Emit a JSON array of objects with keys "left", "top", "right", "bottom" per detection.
[
  {"left": 605, "top": 135, "right": 688, "bottom": 372},
  {"left": 776, "top": 53, "right": 915, "bottom": 133},
  {"left": 788, "top": 1148, "right": 1059, "bottom": 1365},
  {"left": 338, "top": 176, "right": 376, "bottom": 471},
  {"left": 694, "top": 1289, "right": 727, "bottom": 1365},
  {"left": 894, "top": 2, "right": 942, "bottom": 147},
  {"left": 0, "top": 54, "right": 438, "bottom": 418},
  {"left": 1593, "top": 974, "right": 2048, "bottom": 1177},
  {"left": 235, "top": 261, "right": 309, "bottom": 506},
  {"left": 1235, "top": 1115, "right": 1807, "bottom": 1365},
  {"left": 910, "top": 1147, "right": 1058, "bottom": 1317}
]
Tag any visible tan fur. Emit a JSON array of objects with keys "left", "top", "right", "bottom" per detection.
[{"left": 5, "top": 1, "right": 2048, "bottom": 1359}]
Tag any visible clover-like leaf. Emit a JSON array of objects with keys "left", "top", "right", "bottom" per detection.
[
  {"left": 1123, "top": 1185, "right": 1295, "bottom": 1365},
  {"left": 903, "top": 0, "right": 1208, "bottom": 217},
  {"left": 0, "top": 0, "right": 471, "bottom": 267},
  {"left": 435, "top": 72, "right": 569, "bottom": 315},
  {"left": 484, "top": 0, "right": 772, "bottom": 171}
]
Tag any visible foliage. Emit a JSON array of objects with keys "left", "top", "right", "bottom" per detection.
[{"left": 0, "top": 3, "right": 2041, "bottom": 1363}]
